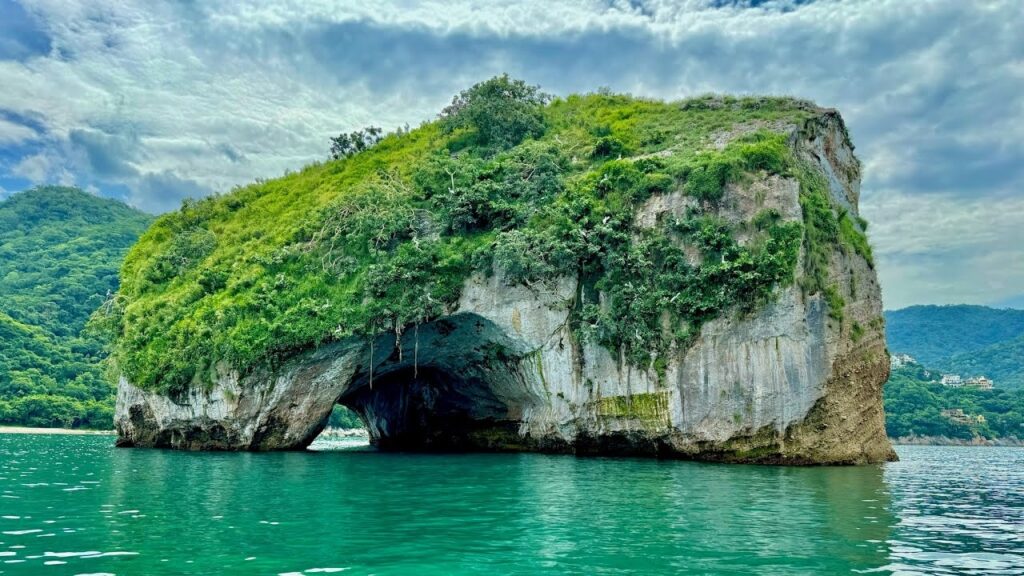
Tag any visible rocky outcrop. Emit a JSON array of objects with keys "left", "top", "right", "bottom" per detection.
[{"left": 116, "top": 111, "right": 896, "bottom": 464}]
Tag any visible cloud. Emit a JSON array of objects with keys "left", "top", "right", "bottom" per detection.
[
  {"left": 0, "top": 117, "right": 37, "bottom": 145},
  {"left": 0, "top": 0, "right": 1020, "bottom": 306},
  {"left": 67, "top": 127, "right": 140, "bottom": 179},
  {"left": 995, "top": 294, "right": 1024, "bottom": 310},
  {"left": 132, "top": 170, "right": 212, "bottom": 214},
  {"left": 863, "top": 190, "right": 1024, "bottom": 309},
  {"left": 11, "top": 152, "right": 55, "bottom": 182}
]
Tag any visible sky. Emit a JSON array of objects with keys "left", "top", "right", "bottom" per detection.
[{"left": 0, "top": 0, "right": 1021, "bottom": 310}]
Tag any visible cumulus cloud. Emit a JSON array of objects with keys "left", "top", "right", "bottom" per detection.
[
  {"left": 0, "top": 0, "right": 1021, "bottom": 308},
  {"left": 862, "top": 191, "right": 1024, "bottom": 309}
]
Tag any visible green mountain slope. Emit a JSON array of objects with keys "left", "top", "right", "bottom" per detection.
[
  {"left": 0, "top": 186, "right": 154, "bottom": 336},
  {"left": 885, "top": 305, "right": 1024, "bottom": 365},
  {"left": 0, "top": 186, "right": 153, "bottom": 428},
  {"left": 885, "top": 362, "right": 1024, "bottom": 440},
  {"left": 0, "top": 311, "right": 113, "bottom": 427},
  {"left": 104, "top": 77, "right": 867, "bottom": 395},
  {"left": 885, "top": 305, "right": 1024, "bottom": 389},
  {"left": 944, "top": 335, "right": 1024, "bottom": 390}
]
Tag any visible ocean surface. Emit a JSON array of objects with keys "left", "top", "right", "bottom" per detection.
[{"left": 0, "top": 435, "right": 1021, "bottom": 575}]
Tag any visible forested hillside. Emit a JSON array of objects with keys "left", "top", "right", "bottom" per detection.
[
  {"left": 886, "top": 305, "right": 1024, "bottom": 389},
  {"left": 885, "top": 362, "right": 1024, "bottom": 441},
  {"left": 886, "top": 305, "right": 1024, "bottom": 364},
  {"left": 943, "top": 335, "right": 1024, "bottom": 390},
  {"left": 0, "top": 187, "right": 153, "bottom": 428}
]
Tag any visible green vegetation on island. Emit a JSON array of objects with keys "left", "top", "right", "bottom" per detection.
[
  {"left": 0, "top": 86, "right": 1015, "bottom": 444},
  {"left": 0, "top": 187, "right": 153, "bottom": 428},
  {"left": 100, "top": 76, "right": 872, "bottom": 396}
]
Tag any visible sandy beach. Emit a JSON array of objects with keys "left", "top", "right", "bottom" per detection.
[{"left": 0, "top": 426, "right": 115, "bottom": 435}]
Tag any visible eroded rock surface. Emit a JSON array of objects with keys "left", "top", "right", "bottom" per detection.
[{"left": 116, "top": 111, "right": 896, "bottom": 464}]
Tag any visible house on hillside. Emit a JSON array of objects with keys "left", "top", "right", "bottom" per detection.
[
  {"left": 890, "top": 353, "right": 917, "bottom": 368},
  {"left": 965, "top": 376, "right": 994, "bottom": 390},
  {"left": 941, "top": 374, "right": 963, "bottom": 387},
  {"left": 941, "top": 409, "right": 986, "bottom": 425}
]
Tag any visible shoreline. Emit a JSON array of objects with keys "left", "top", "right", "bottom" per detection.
[
  {"left": 0, "top": 426, "right": 115, "bottom": 436},
  {"left": 317, "top": 427, "right": 369, "bottom": 437},
  {"left": 893, "top": 436, "right": 1024, "bottom": 447}
]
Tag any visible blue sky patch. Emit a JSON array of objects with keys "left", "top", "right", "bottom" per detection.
[{"left": 0, "top": 0, "right": 52, "bottom": 61}]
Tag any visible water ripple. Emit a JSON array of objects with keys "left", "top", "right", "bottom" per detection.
[{"left": 0, "top": 435, "right": 1021, "bottom": 574}]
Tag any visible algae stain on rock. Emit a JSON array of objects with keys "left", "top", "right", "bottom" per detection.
[{"left": 596, "top": 392, "right": 671, "bottom": 428}]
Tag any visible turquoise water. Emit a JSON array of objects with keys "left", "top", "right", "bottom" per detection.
[{"left": 0, "top": 436, "right": 1021, "bottom": 575}]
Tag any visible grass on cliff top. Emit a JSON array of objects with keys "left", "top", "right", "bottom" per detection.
[{"left": 106, "top": 78, "right": 851, "bottom": 395}]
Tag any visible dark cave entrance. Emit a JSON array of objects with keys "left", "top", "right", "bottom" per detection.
[{"left": 337, "top": 365, "right": 523, "bottom": 452}]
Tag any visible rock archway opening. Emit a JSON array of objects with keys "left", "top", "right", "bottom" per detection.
[
  {"left": 319, "top": 313, "right": 542, "bottom": 452},
  {"left": 339, "top": 365, "right": 520, "bottom": 451}
]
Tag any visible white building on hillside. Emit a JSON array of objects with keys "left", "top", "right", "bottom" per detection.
[
  {"left": 890, "top": 353, "right": 917, "bottom": 368},
  {"left": 941, "top": 374, "right": 963, "bottom": 387}
]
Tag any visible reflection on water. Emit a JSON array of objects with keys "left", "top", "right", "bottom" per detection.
[
  {"left": 0, "top": 436, "right": 1020, "bottom": 575},
  {"left": 880, "top": 446, "right": 1024, "bottom": 574}
]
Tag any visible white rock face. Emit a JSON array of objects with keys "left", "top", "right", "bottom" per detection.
[{"left": 116, "top": 111, "right": 895, "bottom": 464}]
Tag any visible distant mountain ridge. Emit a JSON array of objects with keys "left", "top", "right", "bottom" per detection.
[
  {"left": 885, "top": 305, "right": 1024, "bottom": 389},
  {"left": 0, "top": 186, "right": 153, "bottom": 428},
  {"left": 0, "top": 186, "right": 153, "bottom": 336}
]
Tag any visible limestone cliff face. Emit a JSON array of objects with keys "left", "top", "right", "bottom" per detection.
[{"left": 116, "top": 111, "right": 896, "bottom": 464}]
